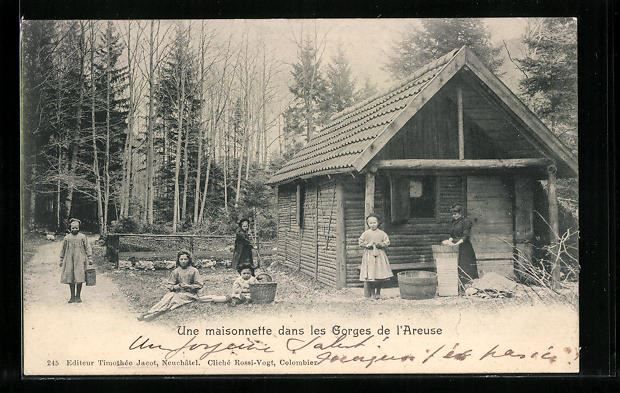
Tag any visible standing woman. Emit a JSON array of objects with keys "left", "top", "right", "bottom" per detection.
[
  {"left": 445, "top": 204, "right": 479, "bottom": 287},
  {"left": 232, "top": 218, "right": 255, "bottom": 273}
]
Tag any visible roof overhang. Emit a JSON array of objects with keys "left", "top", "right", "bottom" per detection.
[{"left": 352, "top": 47, "right": 577, "bottom": 178}]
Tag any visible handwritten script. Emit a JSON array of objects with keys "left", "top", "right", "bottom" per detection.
[{"left": 128, "top": 334, "right": 578, "bottom": 369}]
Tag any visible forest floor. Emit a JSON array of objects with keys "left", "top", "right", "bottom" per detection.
[
  {"left": 22, "top": 233, "right": 580, "bottom": 375},
  {"left": 22, "top": 233, "right": 578, "bottom": 328}
]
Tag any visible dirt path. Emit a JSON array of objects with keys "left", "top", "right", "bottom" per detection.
[
  {"left": 23, "top": 237, "right": 132, "bottom": 316},
  {"left": 22, "top": 237, "right": 157, "bottom": 375}
]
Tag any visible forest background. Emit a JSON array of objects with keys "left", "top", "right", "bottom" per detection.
[{"left": 21, "top": 18, "right": 578, "bottom": 239}]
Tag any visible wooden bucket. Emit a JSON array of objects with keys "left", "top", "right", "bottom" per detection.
[
  {"left": 432, "top": 245, "right": 459, "bottom": 296},
  {"left": 85, "top": 268, "right": 97, "bottom": 286},
  {"left": 397, "top": 271, "right": 437, "bottom": 300}
]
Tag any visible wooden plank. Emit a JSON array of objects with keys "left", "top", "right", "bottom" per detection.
[
  {"left": 462, "top": 48, "right": 577, "bottom": 177},
  {"left": 314, "top": 184, "right": 319, "bottom": 279},
  {"left": 364, "top": 171, "right": 375, "bottom": 222},
  {"left": 457, "top": 87, "right": 464, "bottom": 159},
  {"left": 514, "top": 176, "right": 534, "bottom": 242},
  {"left": 335, "top": 181, "right": 347, "bottom": 288},
  {"left": 373, "top": 158, "right": 550, "bottom": 170},
  {"left": 296, "top": 184, "right": 302, "bottom": 226},
  {"left": 547, "top": 164, "right": 561, "bottom": 289}
]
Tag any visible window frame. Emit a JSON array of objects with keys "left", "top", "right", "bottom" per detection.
[{"left": 408, "top": 176, "right": 439, "bottom": 221}]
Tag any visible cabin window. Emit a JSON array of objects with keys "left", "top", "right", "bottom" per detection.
[
  {"left": 296, "top": 183, "right": 305, "bottom": 227},
  {"left": 409, "top": 177, "right": 437, "bottom": 218}
]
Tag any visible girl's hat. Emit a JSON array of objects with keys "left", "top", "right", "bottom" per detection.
[
  {"left": 450, "top": 204, "right": 463, "bottom": 213},
  {"left": 69, "top": 218, "right": 81, "bottom": 225}
]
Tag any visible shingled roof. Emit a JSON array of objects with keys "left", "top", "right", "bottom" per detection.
[{"left": 268, "top": 46, "right": 577, "bottom": 185}]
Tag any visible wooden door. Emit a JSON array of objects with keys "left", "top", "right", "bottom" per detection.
[{"left": 466, "top": 176, "right": 514, "bottom": 277}]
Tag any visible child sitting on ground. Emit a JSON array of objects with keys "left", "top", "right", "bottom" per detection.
[
  {"left": 230, "top": 266, "right": 258, "bottom": 306},
  {"left": 138, "top": 250, "right": 203, "bottom": 321}
]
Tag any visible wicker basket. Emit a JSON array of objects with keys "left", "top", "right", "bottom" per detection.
[
  {"left": 256, "top": 272, "right": 273, "bottom": 282},
  {"left": 249, "top": 282, "right": 277, "bottom": 304}
]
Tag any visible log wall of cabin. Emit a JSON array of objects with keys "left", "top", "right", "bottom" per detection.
[
  {"left": 276, "top": 178, "right": 338, "bottom": 287},
  {"left": 376, "top": 93, "right": 460, "bottom": 160},
  {"left": 340, "top": 174, "right": 465, "bottom": 286},
  {"left": 278, "top": 172, "right": 540, "bottom": 287}
]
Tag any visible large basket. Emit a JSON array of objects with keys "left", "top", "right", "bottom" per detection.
[
  {"left": 249, "top": 282, "right": 277, "bottom": 304},
  {"left": 432, "top": 245, "right": 459, "bottom": 296}
]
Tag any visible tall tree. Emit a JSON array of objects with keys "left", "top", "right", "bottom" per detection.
[
  {"left": 156, "top": 22, "right": 200, "bottom": 230},
  {"left": 171, "top": 24, "right": 189, "bottom": 232},
  {"left": 89, "top": 21, "right": 104, "bottom": 233},
  {"left": 141, "top": 20, "right": 172, "bottom": 225},
  {"left": 325, "top": 44, "right": 356, "bottom": 116},
  {"left": 95, "top": 21, "right": 128, "bottom": 233},
  {"left": 517, "top": 18, "right": 577, "bottom": 150},
  {"left": 21, "top": 20, "right": 56, "bottom": 228},
  {"left": 385, "top": 18, "right": 503, "bottom": 80},
  {"left": 198, "top": 37, "right": 238, "bottom": 222},
  {"left": 192, "top": 22, "right": 215, "bottom": 224},
  {"left": 63, "top": 21, "right": 88, "bottom": 220},
  {"left": 284, "top": 35, "right": 328, "bottom": 143},
  {"left": 356, "top": 76, "right": 379, "bottom": 101},
  {"left": 143, "top": 20, "right": 157, "bottom": 225},
  {"left": 119, "top": 20, "right": 146, "bottom": 219}
]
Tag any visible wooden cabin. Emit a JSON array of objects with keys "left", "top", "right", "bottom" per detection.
[{"left": 267, "top": 47, "right": 577, "bottom": 289}]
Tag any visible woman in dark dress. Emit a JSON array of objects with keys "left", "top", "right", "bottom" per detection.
[
  {"left": 232, "top": 218, "right": 255, "bottom": 274},
  {"left": 445, "top": 204, "right": 479, "bottom": 285}
]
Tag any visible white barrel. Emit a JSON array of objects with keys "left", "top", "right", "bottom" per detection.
[{"left": 432, "top": 245, "right": 459, "bottom": 296}]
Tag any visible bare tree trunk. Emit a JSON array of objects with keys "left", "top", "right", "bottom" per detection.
[
  {"left": 120, "top": 21, "right": 135, "bottom": 219},
  {"left": 90, "top": 21, "right": 104, "bottom": 233},
  {"left": 255, "top": 104, "right": 261, "bottom": 166},
  {"left": 143, "top": 20, "right": 159, "bottom": 225},
  {"left": 235, "top": 128, "right": 247, "bottom": 207},
  {"left": 199, "top": 112, "right": 214, "bottom": 222},
  {"left": 223, "top": 114, "right": 229, "bottom": 214},
  {"left": 278, "top": 113, "right": 282, "bottom": 156},
  {"left": 172, "top": 42, "right": 186, "bottom": 232},
  {"left": 193, "top": 114, "right": 204, "bottom": 224},
  {"left": 181, "top": 25, "right": 192, "bottom": 223},
  {"left": 245, "top": 110, "right": 252, "bottom": 181},
  {"left": 56, "top": 143, "right": 62, "bottom": 230},
  {"left": 64, "top": 22, "right": 87, "bottom": 221},
  {"left": 193, "top": 22, "right": 206, "bottom": 224},
  {"left": 54, "top": 64, "right": 64, "bottom": 230},
  {"left": 29, "top": 153, "right": 37, "bottom": 229},
  {"left": 181, "top": 110, "right": 190, "bottom": 222},
  {"left": 143, "top": 20, "right": 156, "bottom": 226},
  {"left": 261, "top": 65, "right": 267, "bottom": 168},
  {"left": 103, "top": 22, "right": 112, "bottom": 235}
]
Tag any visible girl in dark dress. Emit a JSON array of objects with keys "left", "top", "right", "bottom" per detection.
[
  {"left": 445, "top": 204, "right": 479, "bottom": 286},
  {"left": 232, "top": 218, "right": 255, "bottom": 274}
]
